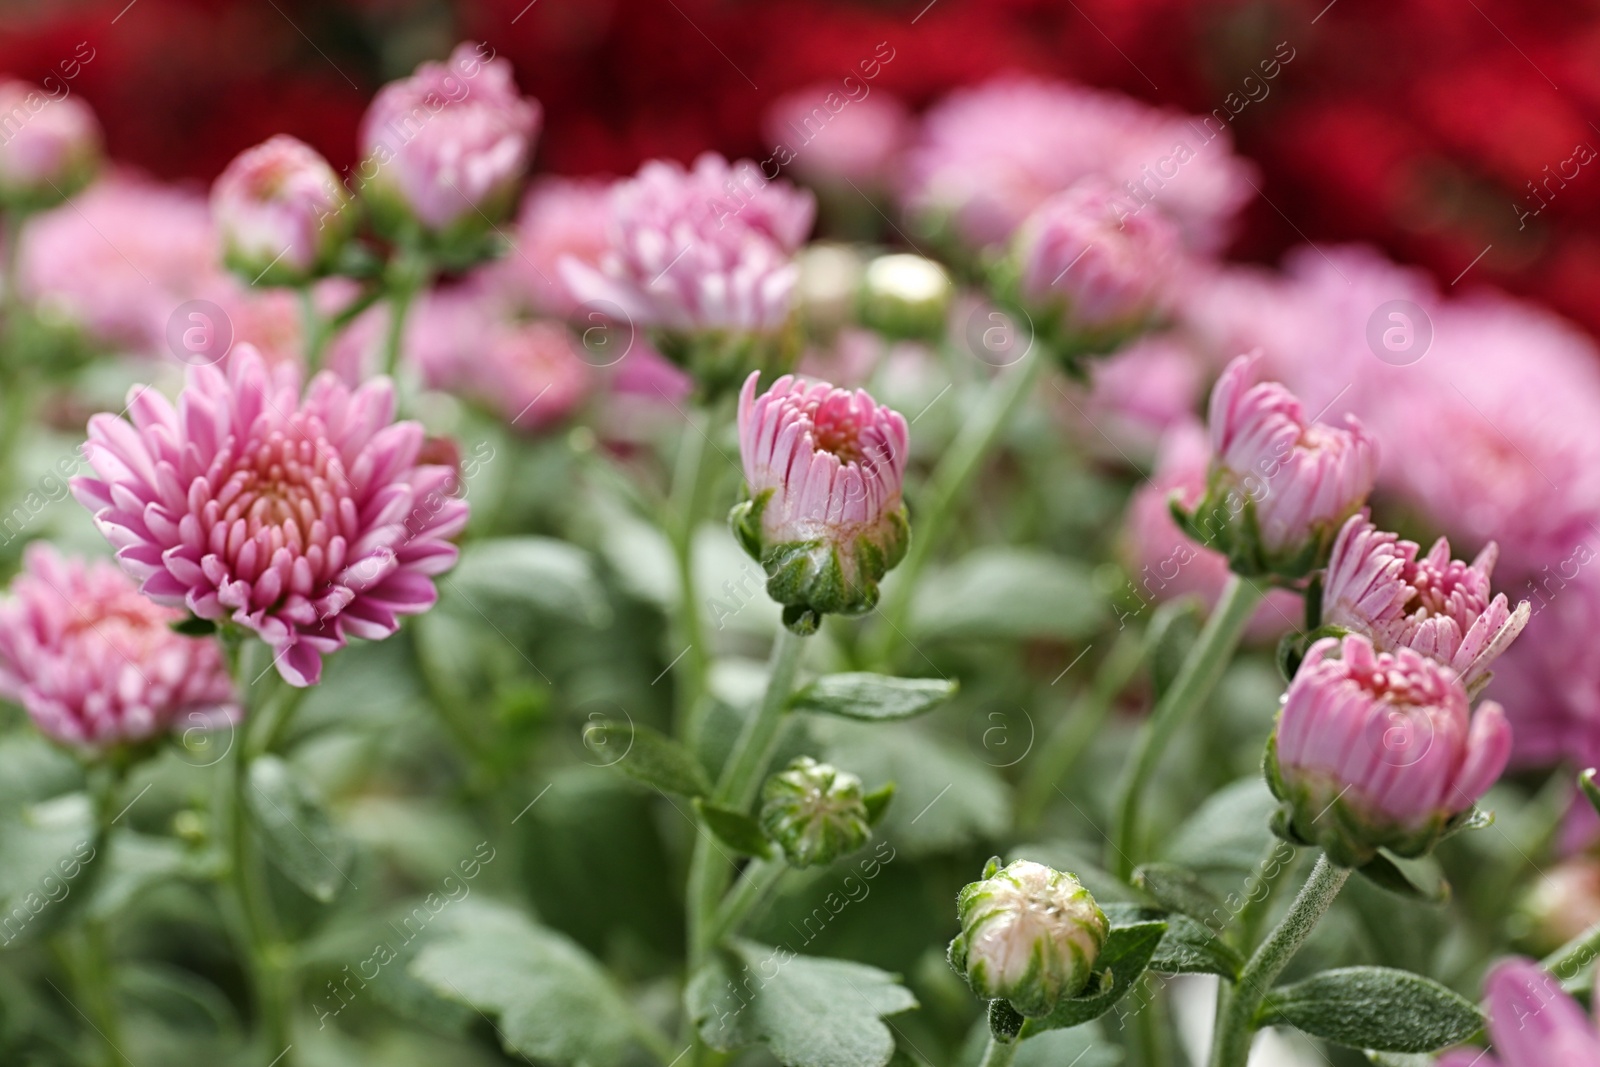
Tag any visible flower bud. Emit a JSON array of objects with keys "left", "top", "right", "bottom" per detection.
[
  {"left": 211, "top": 135, "right": 354, "bottom": 286},
  {"left": 1436, "top": 958, "right": 1600, "bottom": 1066},
  {"left": 858, "top": 253, "right": 952, "bottom": 342},
  {"left": 732, "top": 371, "right": 910, "bottom": 634},
  {"left": 358, "top": 41, "right": 541, "bottom": 245},
  {"left": 948, "top": 859, "right": 1109, "bottom": 1017},
  {"left": 0, "top": 80, "right": 100, "bottom": 212},
  {"left": 1322, "top": 513, "right": 1530, "bottom": 693},
  {"left": 1266, "top": 633, "right": 1511, "bottom": 868},
  {"left": 796, "top": 242, "right": 865, "bottom": 339},
  {"left": 759, "top": 757, "right": 871, "bottom": 867},
  {"left": 1174, "top": 353, "right": 1378, "bottom": 578}
]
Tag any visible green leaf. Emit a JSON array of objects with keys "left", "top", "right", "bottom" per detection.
[
  {"left": 1013, "top": 1023, "right": 1121, "bottom": 1067},
  {"left": 1162, "top": 778, "right": 1280, "bottom": 873},
  {"left": 862, "top": 783, "right": 894, "bottom": 826},
  {"left": 1025, "top": 919, "right": 1167, "bottom": 1033},
  {"left": 1101, "top": 903, "right": 1241, "bottom": 979},
  {"left": 411, "top": 900, "right": 646, "bottom": 1067},
  {"left": 910, "top": 548, "right": 1106, "bottom": 642},
  {"left": 169, "top": 615, "right": 217, "bottom": 636},
  {"left": 686, "top": 939, "right": 917, "bottom": 1067},
  {"left": 1256, "top": 966, "right": 1483, "bottom": 1054},
  {"left": 1364, "top": 1054, "right": 1436, "bottom": 1067},
  {"left": 0, "top": 792, "right": 99, "bottom": 946},
  {"left": 584, "top": 720, "right": 710, "bottom": 798},
  {"left": 696, "top": 800, "right": 772, "bottom": 858},
  {"left": 789, "top": 674, "right": 957, "bottom": 722},
  {"left": 444, "top": 536, "right": 611, "bottom": 627},
  {"left": 1132, "top": 863, "right": 1225, "bottom": 924},
  {"left": 1355, "top": 852, "right": 1450, "bottom": 904},
  {"left": 246, "top": 755, "right": 353, "bottom": 904}
]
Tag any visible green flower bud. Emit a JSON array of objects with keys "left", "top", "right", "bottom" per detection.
[
  {"left": 948, "top": 858, "right": 1108, "bottom": 1017},
  {"left": 858, "top": 253, "right": 952, "bottom": 341},
  {"left": 759, "top": 757, "right": 872, "bottom": 868}
]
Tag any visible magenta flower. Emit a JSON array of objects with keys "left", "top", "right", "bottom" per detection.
[
  {"left": 71, "top": 345, "right": 468, "bottom": 687},
  {"left": 732, "top": 371, "right": 909, "bottom": 633},
  {"left": 1176, "top": 353, "right": 1378, "bottom": 577},
  {"left": 212, "top": 134, "right": 353, "bottom": 285},
  {"left": 1324, "top": 513, "right": 1530, "bottom": 693},
  {"left": 359, "top": 41, "right": 541, "bottom": 238},
  {"left": 1267, "top": 633, "right": 1511, "bottom": 867},
  {"left": 761, "top": 85, "right": 912, "bottom": 189},
  {"left": 1437, "top": 958, "right": 1600, "bottom": 1067},
  {"left": 561, "top": 153, "right": 816, "bottom": 336},
  {"left": 0, "top": 80, "right": 99, "bottom": 210},
  {"left": 0, "top": 544, "right": 235, "bottom": 750}
]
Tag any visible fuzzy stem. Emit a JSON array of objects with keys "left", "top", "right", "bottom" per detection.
[
  {"left": 1109, "top": 575, "right": 1263, "bottom": 879},
  {"left": 978, "top": 1034, "right": 1019, "bottom": 1067},
  {"left": 705, "top": 858, "right": 786, "bottom": 947},
  {"left": 1209, "top": 854, "right": 1350, "bottom": 1067}
]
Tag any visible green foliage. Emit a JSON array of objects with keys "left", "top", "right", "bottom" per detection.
[
  {"left": 1257, "top": 967, "right": 1483, "bottom": 1054},
  {"left": 790, "top": 674, "right": 958, "bottom": 722}
]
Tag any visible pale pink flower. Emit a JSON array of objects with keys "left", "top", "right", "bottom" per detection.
[
  {"left": 1324, "top": 513, "right": 1530, "bottom": 692},
  {"left": 359, "top": 41, "right": 541, "bottom": 235},
  {"left": 71, "top": 345, "right": 468, "bottom": 687},
  {"left": 211, "top": 135, "right": 352, "bottom": 284},
  {"left": 0, "top": 80, "right": 99, "bottom": 208},
  {"left": 1192, "top": 353, "right": 1378, "bottom": 575},
  {"left": 732, "top": 371, "right": 909, "bottom": 631},
  {"left": 1074, "top": 334, "right": 1204, "bottom": 460},
  {"left": 762, "top": 86, "right": 912, "bottom": 188},
  {"left": 490, "top": 177, "right": 613, "bottom": 315},
  {"left": 1268, "top": 633, "right": 1510, "bottom": 867},
  {"left": 561, "top": 153, "right": 816, "bottom": 334},
  {"left": 0, "top": 544, "right": 235, "bottom": 749},
  {"left": 900, "top": 76, "right": 1254, "bottom": 251},
  {"left": 1436, "top": 959, "right": 1600, "bottom": 1067}
]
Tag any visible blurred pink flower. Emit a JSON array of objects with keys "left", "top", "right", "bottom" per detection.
[
  {"left": 900, "top": 76, "right": 1254, "bottom": 251},
  {"left": 0, "top": 543, "right": 234, "bottom": 749},
  {"left": 1436, "top": 958, "right": 1600, "bottom": 1067},
  {"left": 561, "top": 153, "right": 816, "bottom": 333},
  {"left": 359, "top": 41, "right": 541, "bottom": 236},
  {"left": 211, "top": 134, "right": 352, "bottom": 284},
  {"left": 762, "top": 85, "right": 911, "bottom": 188},
  {"left": 72, "top": 345, "right": 467, "bottom": 687},
  {"left": 1323, "top": 513, "right": 1529, "bottom": 691},
  {"left": 733, "top": 370, "right": 909, "bottom": 630},
  {"left": 1269, "top": 632, "right": 1510, "bottom": 866},
  {"left": 1074, "top": 334, "right": 1204, "bottom": 460},
  {"left": 0, "top": 80, "right": 99, "bottom": 208},
  {"left": 489, "top": 177, "right": 613, "bottom": 316}
]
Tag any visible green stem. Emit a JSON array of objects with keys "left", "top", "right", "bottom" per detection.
[
  {"left": 706, "top": 858, "right": 786, "bottom": 947},
  {"left": 1544, "top": 916, "right": 1600, "bottom": 985},
  {"left": 298, "top": 286, "right": 327, "bottom": 376},
  {"left": 70, "top": 764, "right": 130, "bottom": 1067},
  {"left": 870, "top": 350, "right": 1045, "bottom": 668},
  {"left": 1109, "top": 575, "right": 1264, "bottom": 879},
  {"left": 1233, "top": 842, "right": 1301, "bottom": 952},
  {"left": 1, "top": 209, "right": 23, "bottom": 320},
  {"left": 687, "top": 628, "right": 809, "bottom": 965},
  {"left": 1208, "top": 854, "right": 1350, "bottom": 1067},
  {"left": 1015, "top": 629, "right": 1146, "bottom": 831},
  {"left": 380, "top": 248, "right": 429, "bottom": 381},
  {"left": 1127, "top": 976, "right": 1172, "bottom": 1067},
  {"left": 668, "top": 408, "right": 714, "bottom": 738},
  {"left": 978, "top": 1034, "right": 1019, "bottom": 1067}
]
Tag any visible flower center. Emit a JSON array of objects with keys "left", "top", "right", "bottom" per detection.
[
  {"left": 809, "top": 393, "right": 867, "bottom": 466},
  {"left": 1403, "top": 556, "right": 1487, "bottom": 620},
  {"left": 217, "top": 428, "right": 350, "bottom": 562}
]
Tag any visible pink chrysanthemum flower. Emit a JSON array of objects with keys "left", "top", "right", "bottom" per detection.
[
  {"left": 1176, "top": 352, "right": 1378, "bottom": 578},
  {"left": 1267, "top": 633, "right": 1511, "bottom": 867},
  {"left": 1323, "top": 513, "right": 1530, "bottom": 693},
  {"left": 1437, "top": 958, "right": 1600, "bottom": 1067},
  {"left": 561, "top": 153, "right": 816, "bottom": 335},
  {"left": 0, "top": 80, "right": 100, "bottom": 210},
  {"left": 71, "top": 345, "right": 468, "bottom": 687},
  {"left": 212, "top": 134, "right": 353, "bottom": 286},
  {"left": 489, "top": 177, "right": 613, "bottom": 316},
  {"left": 732, "top": 371, "right": 909, "bottom": 633},
  {"left": 359, "top": 41, "right": 541, "bottom": 238},
  {"left": 762, "top": 85, "right": 912, "bottom": 189},
  {"left": 0, "top": 544, "right": 235, "bottom": 750}
]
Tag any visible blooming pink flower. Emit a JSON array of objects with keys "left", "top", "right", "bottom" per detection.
[
  {"left": 732, "top": 371, "right": 909, "bottom": 632},
  {"left": 561, "top": 153, "right": 816, "bottom": 334},
  {"left": 0, "top": 80, "right": 100, "bottom": 209},
  {"left": 1184, "top": 353, "right": 1378, "bottom": 576},
  {"left": 900, "top": 76, "right": 1254, "bottom": 251},
  {"left": 211, "top": 135, "right": 352, "bottom": 285},
  {"left": 0, "top": 544, "right": 235, "bottom": 749},
  {"left": 359, "top": 41, "right": 541, "bottom": 236},
  {"left": 1323, "top": 513, "right": 1530, "bottom": 692},
  {"left": 1268, "top": 633, "right": 1511, "bottom": 867},
  {"left": 71, "top": 345, "right": 468, "bottom": 687},
  {"left": 762, "top": 86, "right": 912, "bottom": 188},
  {"left": 1437, "top": 958, "right": 1600, "bottom": 1067}
]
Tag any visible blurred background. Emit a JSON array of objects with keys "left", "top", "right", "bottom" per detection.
[{"left": 3, "top": 0, "right": 1597, "bottom": 334}]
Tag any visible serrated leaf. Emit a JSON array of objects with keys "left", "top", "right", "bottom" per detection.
[
  {"left": 911, "top": 548, "right": 1106, "bottom": 642},
  {"left": 696, "top": 800, "right": 772, "bottom": 858},
  {"left": 444, "top": 537, "right": 611, "bottom": 627},
  {"left": 790, "top": 674, "right": 957, "bottom": 722},
  {"left": 1256, "top": 966, "right": 1482, "bottom": 1054},
  {"left": 1132, "top": 863, "right": 1225, "bottom": 924},
  {"left": 246, "top": 756, "right": 353, "bottom": 904},
  {"left": 584, "top": 720, "right": 710, "bottom": 798},
  {"left": 1101, "top": 903, "right": 1241, "bottom": 979},
  {"left": 411, "top": 900, "right": 645, "bottom": 1067},
  {"left": 686, "top": 939, "right": 917, "bottom": 1067},
  {"left": 1024, "top": 919, "right": 1167, "bottom": 1033}
]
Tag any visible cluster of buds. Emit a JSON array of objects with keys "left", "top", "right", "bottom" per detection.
[
  {"left": 759, "top": 757, "right": 873, "bottom": 867},
  {"left": 948, "top": 859, "right": 1109, "bottom": 1018},
  {"left": 1173, "top": 353, "right": 1378, "bottom": 579},
  {"left": 0, "top": 79, "right": 100, "bottom": 212},
  {"left": 732, "top": 371, "right": 910, "bottom": 634}
]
